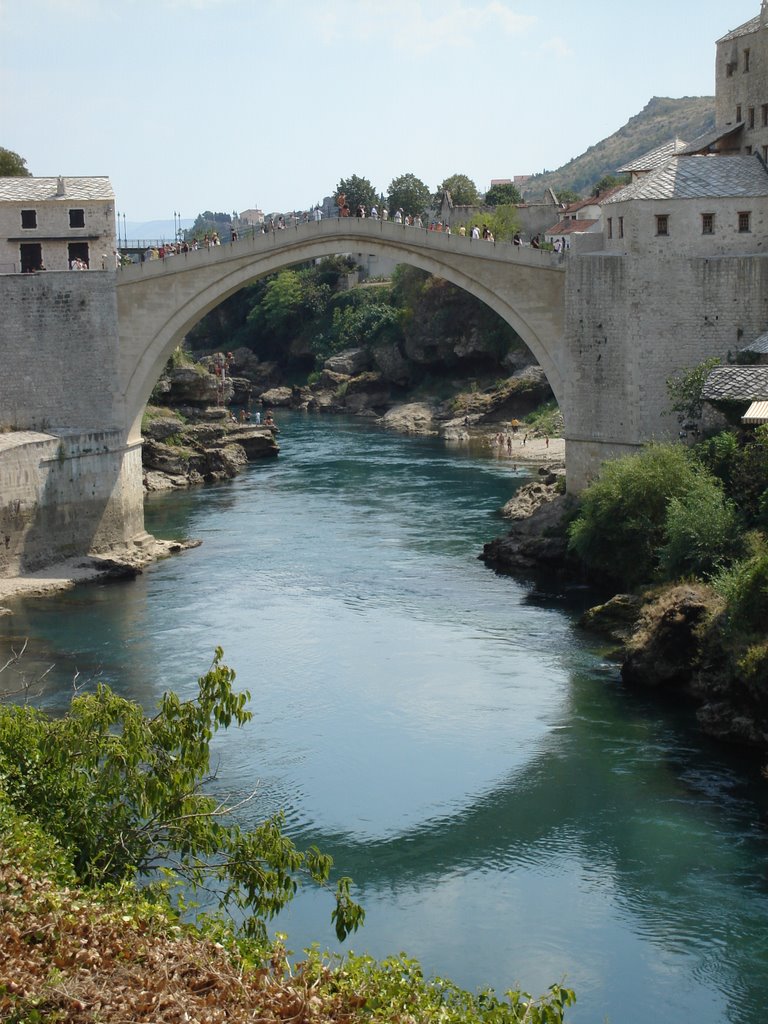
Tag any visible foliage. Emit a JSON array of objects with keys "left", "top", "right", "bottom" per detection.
[
  {"left": 482, "top": 204, "right": 521, "bottom": 241},
  {"left": 0, "top": 146, "right": 31, "bottom": 176},
  {"left": 658, "top": 475, "right": 740, "bottom": 580},
  {"left": 387, "top": 172, "right": 431, "bottom": 217},
  {"left": 525, "top": 399, "right": 563, "bottom": 437},
  {"left": 485, "top": 182, "right": 522, "bottom": 205},
  {"left": 434, "top": 173, "right": 480, "bottom": 207},
  {"left": 189, "top": 210, "right": 232, "bottom": 239},
  {"left": 335, "top": 174, "right": 378, "bottom": 214},
  {"left": 591, "top": 174, "right": 629, "bottom": 195},
  {"left": 520, "top": 96, "right": 715, "bottom": 200},
  {"left": 666, "top": 356, "right": 721, "bottom": 425},
  {"left": 712, "top": 533, "right": 768, "bottom": 636},
  {"left": 0, "top": 649, "right": 364, "bottom": 944},
  {"left": 301, "top": 947, "right": 576, "bottom": 1024},
  {"left": 553, "top": 188, "right": 581, "bottom": 205},
  {"left": 567, "top": 443, "right": 722, "bottom": 587}
]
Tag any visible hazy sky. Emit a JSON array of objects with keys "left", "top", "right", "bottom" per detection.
[{"left": 0, "top": 0, "right": 760, "bottom": 220}]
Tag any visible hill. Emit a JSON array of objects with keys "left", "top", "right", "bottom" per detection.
[{"left": 521, "top": 96, "right": 716, "bottom": 199}]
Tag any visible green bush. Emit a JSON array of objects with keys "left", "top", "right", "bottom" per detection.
[
  {"left": 658, "top": 475, "right": 741, "bottom": 580},
  {"left": 568, "top": 443, "right": 725, "bottom": 587},
  {"left": 0, "top": 649, "right": 364, "bottom": 944},
  {"left": 713, "top": 534, "right": 768, "bottom": 636}
]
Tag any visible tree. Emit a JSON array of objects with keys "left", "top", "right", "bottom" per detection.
[
  {"left": 386, "top": 173, "right": 431, "bottom": 217},
  {"left": 335, "top": 174, "right": 378, "bottom": 215},
  {"left": 591, "top": 174, "right": 629, "bottom": 196},
  {"left": 0, "top": 146, "right": 31, "bottom": 176},
  {"left": 0, "top": 649, "right": 365, "bottom": 943},
  {"left": 484, "top": 182, "right": 521, "bottom": 206},
  {"left": 666, "top": 356, "right": 721, "bottom": 426},
  {"left": 567, "top": 443, "right": 724, "bottom": 587},
  {"left": 553, "top": 188, "right": 581, "bottom": 205},
  {"left": 433, "top": 173, "right": 480, "bottom": 207}
]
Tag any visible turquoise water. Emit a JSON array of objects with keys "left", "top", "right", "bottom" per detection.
[{"left": 2, "top": 412, "right": 768, "bottom": 1024}]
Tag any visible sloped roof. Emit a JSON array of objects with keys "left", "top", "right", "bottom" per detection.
[
  {"left": 742, "top": 331, "right": 768, "bottom": 355},
  {"left": 617, "top": 138, "right": 688, "bottom": 174},
  {"left": 678, "top": 123, "right": 744, "bottom": 154},
  {"left": 717, "top": 15, "right": 761, "bottom": 43},
  {"left": 702, "top": 365, "right": 768, "bottom": 402},
  {"left": 603, "top": 154, "right": 768, "bottom": 203},
  {"left": 546, "top": 218, "right": 599, "bottom": 235},
  {"left": 0, "top": 177, "right": 114, "bottom": 202}
]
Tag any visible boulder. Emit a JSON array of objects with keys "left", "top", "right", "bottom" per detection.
[
  {"left": 381, "top": 403, "right": 437, "bottom": 435},
  {"left": 371, "top": 341, "right": 412, "bottom": 384},
  {"left": 324, "top": 348, "right": 370, "bottom": 376},
  {"left": 480, "top": 492, "right": 577, "bottom": 574},
  {"left": 142, "top": 417, "right": 185, "bottom": 442},
  {"left": 621, "top": 584, "right": 725, "bottom": 689},
  {"left": 259, "top": 386, "right": 293, "bottom": 407}
]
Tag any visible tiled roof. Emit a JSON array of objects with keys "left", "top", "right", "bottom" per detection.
[
  {"left": 617, "top": 138, "right": 688, "bottom": 174},
  {"left": 702, "top": 365, "right": 768, "bottom": 402},
  {"left": 679, "top": 123, "right": 744, "bottom": 154},
  {"left": 603, "top": 154, "right": 768, "bottom": 203},
  {"left": 546, "top": 218, "right": 598, "bottom": 235},
  {"left": 0, "top": 177, "right": 114, "bottom": 202},
  {"left": 741, "top": 331, "right": 768, "bottom": 355},
  {"left": 717, "top": 15, "right": 761, "bottom": 43}
]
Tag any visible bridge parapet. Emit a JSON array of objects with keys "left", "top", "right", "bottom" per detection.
[{"left": 118, "top": 217, "right": 565, "bottom": 283}]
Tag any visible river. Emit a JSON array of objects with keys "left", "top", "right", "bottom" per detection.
[{"left": 2, "top": 412, "right": 768, "bottom": 1024}]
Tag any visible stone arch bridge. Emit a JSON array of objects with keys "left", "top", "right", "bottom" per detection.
[
  {"left": 8, "top": 214, "right": 742, "bottom": 575},
  {"left": 116, "top": 218, "right": 568, "bottom": 447}
]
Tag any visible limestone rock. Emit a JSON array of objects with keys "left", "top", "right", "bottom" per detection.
[
  {"left": 580, "top": 594, "right": 644, "bottom": 643},
  {"left": 324, "top": 348, "right": 370, "bottom": 376},
  {"left": 481, "top": 492, "right": 577, "bottom": 573},
  {"left": 259, "top": 386, "right": 293, "bottom": 407},
  {"left": 621, "top": 584, "right": 725, "bottom": 689},
  {"left": 381, "top": 403, "right": 438, "bottom": 435}
]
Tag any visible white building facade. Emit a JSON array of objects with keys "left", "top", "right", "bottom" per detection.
[{"left": 0, "top": 176, "right": 116, "bottom": 274}]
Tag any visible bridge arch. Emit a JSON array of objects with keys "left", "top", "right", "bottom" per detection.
[{"left": 116, "top": 220, "right": 567, "bottom": 444}]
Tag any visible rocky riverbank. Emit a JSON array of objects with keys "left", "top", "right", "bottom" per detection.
[{"left": 482, "top": 479, "right": 768, "bottom": 753}]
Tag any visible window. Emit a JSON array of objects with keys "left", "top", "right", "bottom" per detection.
[
  {"left": 21, "top": 209, "right": 37, "bottom": 229},
  {"left": 763, "top": 104, "right": 768, "bottom": 127},
  {"left": 726, "top": 61, "right": 736, "bottom": 77},
  {"left": 737, "top": 104, "right": 743, "bottom": 122},
  {"left": 746, "top": 145, "right": 753, "bottom": 155},
  {"left": 67, "top": 241, "right": 89, "bottom": 268},
  {"left": 749, "top": 107, "right": 755, "bottom": 128},
  {"left": 739, "top": 211, "right": 751, "bottom": 233},
  {"left": 19, "top": 242, "right": 43, "bottom": 273},
  {"left": 618, "top": 216, "right": 624, "bottom": 239},
  {"left": 702, "top": 213, "right": 714, "bottom": 235},
  {"left": 655, "top": 214, "right": 669, "bottom": 236},
  {"left": 744, "top": 48, "right": 751, "bottom": 72},
  {"left": 607, "top": 217, "right": 613, "bottom": 239},
  {"left": 68, "top": 208, "right": 85, "bottom": 228}
]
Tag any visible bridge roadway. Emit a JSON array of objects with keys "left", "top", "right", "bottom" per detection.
[{"left": 116, "top": 217, "right": 567, "bottom": 448}]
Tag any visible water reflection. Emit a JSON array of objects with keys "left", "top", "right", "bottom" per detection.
[{"left": 1, "top": 413, "right": 767, "bottom": 1024}]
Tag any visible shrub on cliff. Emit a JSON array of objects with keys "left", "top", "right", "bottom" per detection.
[
  {"left": 568, "top": 444, "right": 737, "bottom": 588},
  {"left": 0, "top": 649, "right": 364, "bottom": 945}
]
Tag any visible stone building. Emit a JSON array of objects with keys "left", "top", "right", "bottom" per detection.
[
  {"left": 715, "top": 2, "right": 768, "bottom": 159},
  {"left": 0, "top": 176, "right": 116, "bottom": 274}
]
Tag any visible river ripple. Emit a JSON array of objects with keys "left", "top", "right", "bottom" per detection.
[{"left": 2, "top": 412, "right": 768, "bottom": 1024}]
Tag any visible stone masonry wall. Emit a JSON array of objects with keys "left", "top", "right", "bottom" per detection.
[
  {"left": 0, "top": 272, "right": 122, "bottom": 432},
  {"left": 564, "top": 251, "right": 768, "bottom": 488},
  {"left": 0, "top": 430, "right": 145, "bottom": 575}
]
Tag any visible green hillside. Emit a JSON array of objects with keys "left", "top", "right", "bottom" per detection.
[{"left": 522, "top": 96, "right": 716, "bottom": 200}]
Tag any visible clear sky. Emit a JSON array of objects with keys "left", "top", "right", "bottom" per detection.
[{"left": 0, "top": 0, "right": 760, "bottom": 220}]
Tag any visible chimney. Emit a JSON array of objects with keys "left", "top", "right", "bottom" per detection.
[
  {"left": 763, "top": 1, "right": 768, "bottom": 26},
  {"left": 56, "top": 176, "right": 65, "bottom": 196}
]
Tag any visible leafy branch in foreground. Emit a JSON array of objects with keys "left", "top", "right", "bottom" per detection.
[{"left": 0, "top": 647, "right": 364, "bottom": 943}]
